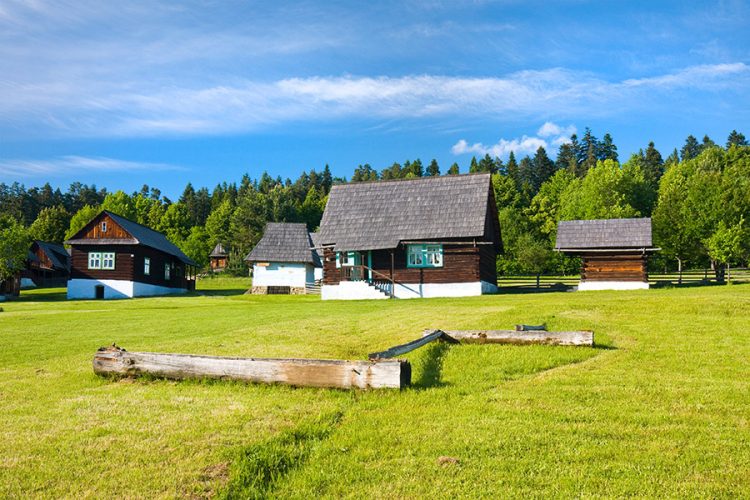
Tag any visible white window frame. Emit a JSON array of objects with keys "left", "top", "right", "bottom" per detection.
[
  {"left": 101, "top": 252, "right": 115, "bottom": 270},
  {"left": 336, "top": 251, "right": 357, "bottom": 268},
  {"left": 407, "top": 244, "right": 443, "bottom": 268},
  {"left": 88, "top": 252, "right": 102, "bottom": 270},
  {"left": 101, "top": 221, "right": 107, "bottom": 233},
  {"left": 164, "top": 263, "right": 171, "bottom": 280},
  {"left": 144, "top": 257, "right": 151, "bottom": 276}
]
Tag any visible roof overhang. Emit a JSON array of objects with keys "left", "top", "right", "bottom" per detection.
[{"left": 555, "top": 247, "right": 661, "bottom": 253}]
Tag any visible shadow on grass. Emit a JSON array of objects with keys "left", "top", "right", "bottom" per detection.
[
  {"left": 196, "top": 288, "right": 249, "bottom": 297},
  {"left": 17, "top": 289, "right": 68, "bottom": 302},
  {"left": 497, "top": 284, "right": 574, "bottom": 295},
  {"left": 411, "top": 341, "right": 452, "bottom": 390}
]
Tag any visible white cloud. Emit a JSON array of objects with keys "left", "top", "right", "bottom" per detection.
[
  {"left": 0, "top": 155, "right": 185, "bottom": 177},
  {"left": 452, "top": 122, "right": 577, "bottom": 158},
  {"left": 0, "top": 64, "right": 748, "bottom": 138}
]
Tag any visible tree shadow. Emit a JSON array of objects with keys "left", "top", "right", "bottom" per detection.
[
  {"left": 195, "top": 288, "right": 249, "bottom": 297},
  {"left": 411, "top": 341, "right": 452, "bottom": 390}
]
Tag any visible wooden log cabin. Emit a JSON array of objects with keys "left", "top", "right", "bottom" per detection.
[
  {"left": 555, "top": 218, "right": 658, "bottom": 291},
  {"left": 22, "top": 241, "right": 70, "bottom": 287},
  {"left": 317, "top": 173, "right": 502, "bottom": 299},
  {"left": 65, "top": 211, "right": 197, "bottom": 299},
  {"left": 209, "top": 243, "right": 228, "bottom": 272},
  {"left": 244, "top": 222, "right": 322, "bottom": 294}
]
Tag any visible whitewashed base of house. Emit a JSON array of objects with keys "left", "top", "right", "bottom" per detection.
[
  {"left": 20, "top": 278, "right": 37, "bottom": 288},
  {"left": 577, "top": 280, "right": 649, "bottom": 291},
  {"left": 322, "top": 280, "right": 498, "bottom": 300},
  {"left": 67, "top": 279, "right": 189, "bottom": 299}
]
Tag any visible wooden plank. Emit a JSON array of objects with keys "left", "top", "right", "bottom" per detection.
[
  {"left": 437, "top": 329, "right": 594, "bottom": 346},
  {"left": 93, "top": 345, "right": 410, "bottom": 389},
  {"left": 368, "top": 329, "right": 450, "bottom": 360}
]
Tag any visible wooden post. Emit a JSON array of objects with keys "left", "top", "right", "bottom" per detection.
[
  {"left": 390, "top": 249, "right": 395, "bottom": 298},
  {"left": 93, "top": 345, "right": 410, "bottom": 390}
]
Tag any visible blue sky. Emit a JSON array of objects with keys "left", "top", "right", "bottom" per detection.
[{"left": 1, "top": 0, "right": 748, "bottom": 198}]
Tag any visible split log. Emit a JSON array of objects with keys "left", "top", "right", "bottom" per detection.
[
  {"left": 368, "top": 329, "right": 453, "bottom": 360},
  {"left": 430, "top": 329, "right": 593, "bottom": 346},
  {"left": 93, "top": 345, "right": 410, "bottom": 389}
]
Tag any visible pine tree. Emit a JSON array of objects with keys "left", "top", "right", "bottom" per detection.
[
  {"left": 726, "top": 130, "right": 748, "bottom": 148},
  {"left": 531, "top": 146, "right": 556, "bottom": 193},
  {"left": 643, "top": 141, "right": 665, "bottom": 187},
  {"left": 665, "top": 148, "right": 680, "bottom": 167},
  {"left": 426, "top": 159, "right": 440, "bottom": 176},
  {"left": 322, "top": 164, "right": 333, "bottom": 193},
  {"left": 477, "top": 154, "right": 497, "bottom": 173},
  {"left": 469, "top": 156, "right": 480, "bottom": 173},
  {"left": 700, "top": 135, "right": 717, "bottom": 152},
  {"left": 681, "top": 135, "right": 701, "bottom": 161},
  {"left": 599, "top": 133, "right": 618, "bottom": 161},
  {"left": 581, "top": 141, "right": 597, "bottom": 176},
  {"left": 555, "top": 143, "right": 576, "bottom": 173},
  {"left": 447, "top": 163, "right": 460, "bottom": 175},
  {"left": 506, "top": 152, "right": 520, "bottom": 186}
]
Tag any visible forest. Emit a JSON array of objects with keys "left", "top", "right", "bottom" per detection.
[{"left": 1, "top": 129, "right": 749, "bottom": 281}]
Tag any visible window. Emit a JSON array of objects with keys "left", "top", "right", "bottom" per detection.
[
  {"left": 144, "top": 257, "right": 151, "bottom": 276},
  {"left": 88, "top": 252, "right": 102, "bottom": 269},
  {"left": 407, "top": 244, "right": 443, "bottom": 268},
  {"left": 336, "top": 251, "right": 358, "bottom": 268},
  {"left": 164, "top": 263, "right": 171, "bottom": 280},
  {"left": 101, "top": 221, "right": 107, "bottom": 233},
  {"left": 102, "top": 252, "right": 115, "bottom": 270}
]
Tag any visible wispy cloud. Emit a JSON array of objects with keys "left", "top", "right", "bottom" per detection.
[
  {"left": 0, "top": 156, "right": 185, "bottom": 178},
  {"left": 451, "top": 122, "right": 576, "bottom": 158},
  {"left": 2, "top": 63, "right": 748, "bottom": 139}
]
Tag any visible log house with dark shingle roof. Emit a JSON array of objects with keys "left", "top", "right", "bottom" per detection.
[
  {"left": 65, "top": 211, "right": 197, "bottom": 299},
  {"left": 244, "top": 222, "right": 322, "bottom": 294},
  {"left": 555, "top": 217, "right": 659, "bottom": 291},
  {"left": 209, "top": 243, "right": 228, "bottom": 272},
  {"left": 23, "top": 240, "right": 70, "bottom": 287},
  {"left": 317, "top": 173, "right": 502, "bottom": 299}
]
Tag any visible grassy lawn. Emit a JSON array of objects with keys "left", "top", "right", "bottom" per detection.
[{"left": 1, "top": 280, "right": 749, "bottom": 497}]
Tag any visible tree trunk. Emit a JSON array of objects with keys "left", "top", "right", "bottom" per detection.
[
  {"left": 535, "top": 273, "right": 540, "bottom": 289},
  {"left": 712, "top": 260, "right": 725, "bottom": 283},
  {"left": 677, "top": 258, "right": 683, "bottom": 285}
]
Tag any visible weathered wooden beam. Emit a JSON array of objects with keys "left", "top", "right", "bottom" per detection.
[
  {"left": 368, "top": 329, "right": 451, "bottom": 360},
  {"left": 434, "top": 329, "right": 594, "bottom": 346},
  {"left": 93, "top": 345, "right": 410, "bottom": 389}
]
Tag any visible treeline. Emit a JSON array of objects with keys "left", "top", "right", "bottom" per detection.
[{"left": 1, "top": 129, "right": 748, "bottom": 279}]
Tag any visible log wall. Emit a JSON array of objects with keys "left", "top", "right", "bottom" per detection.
[{"left": 581, "top": 253, "right": 648, "bottom": 282}]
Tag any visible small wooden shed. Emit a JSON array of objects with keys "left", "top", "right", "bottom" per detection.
[
  {"left": 23, "top": 240, "right": 70, "bottom": 287},
  {"left": 555, "top": 218, "right": 658, "bottom": 291},
  {"left": 209, "top": 243, "right": 228, "bottom": 272}
]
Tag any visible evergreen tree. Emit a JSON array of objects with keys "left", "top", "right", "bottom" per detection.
[
  {"left": 681, "top": 135, "right": 701, "bottom": 161},
  {"left": 380, "top": 162, "right": 402, "bottom": 180},
  {"left": 426, "top": 159, "right": 440, "bottom": 176},
  {"left": 506, "top": 152, "right": 519, "bottom": 186},
  {"left": 352, "top": 164, "right": 378, "bottom": 182},
  {"left": 581, "top": 141, "right": 598, "bottom": 176},
  {"left": 555, "top": 143, "right": 576, "bottom": 173},
  {"left": 665, "top": 148, "right": 680, "bottom": 167},
  {"left": 726, "top": 130, "right": 748, "bottom": 148},
  {"left": 321, "top": 164, "right": 333, "bottom": 193},
  {"left": 643, "top": 141, "right": 665, "bottom": 188},
  {"left": 477, "top": 154, "right": 497, "bottom": 174},
  {"left": 469, "top": 156, "right": 480, "bottom": 173},
  {"left": 599, "top": 133, "right": 618, "bottom": 161},
  {"left": 447, "top": 163, "right": 460, "bottom": 175},
  {"left": 700, "top": 134, "right": 717, "bottom": 152},
  {"left": 531, "top": 146, "right": 556, "bottom": 193}
]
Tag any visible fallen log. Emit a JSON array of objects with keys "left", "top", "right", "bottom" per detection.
[
  {"left": 93, "top": 345, "right": 410, "bottom": 390},
  {"left": 428, "top": 329, "right": 594, "bottom": 346},
  {"left": 515, "top": 323, "right": 547, "bottom": 331},
  {"left": 368, "top": 329, "right": 452, "bottom": 360}
]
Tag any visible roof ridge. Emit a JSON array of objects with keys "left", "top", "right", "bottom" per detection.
[{"left": 331, "top": 172, "right": 491, "bottom": 189}]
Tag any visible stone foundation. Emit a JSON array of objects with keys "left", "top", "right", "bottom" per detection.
[{"left": 251, "top": 286, "right": 306, "bottom": 295}]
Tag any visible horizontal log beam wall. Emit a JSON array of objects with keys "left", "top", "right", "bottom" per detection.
[{"left": 93, "top": 346, "right": 410, "bottom": 389}]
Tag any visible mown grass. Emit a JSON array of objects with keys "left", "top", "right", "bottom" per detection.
[{"left": 1, "top": 280, "right": 749, "bottom": 497}]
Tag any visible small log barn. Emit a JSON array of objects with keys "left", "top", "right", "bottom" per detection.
[
  {"left": 244, "top": 222, "right": 322, "bottom": 294},
  {"left": 317, "top": 173, "right": 502, "bottom": 300},
  {"left": 209, "top": 243, "right": 228, "bottom": 272},
  {"left": 555, "top": 217, "right": 658, "bottom": 291},
  {"left": 65, "top": 210, "right": 197, "bottom": 299},
  {"left": 23, "top": 240, "right": 70, "bottom": 287}
]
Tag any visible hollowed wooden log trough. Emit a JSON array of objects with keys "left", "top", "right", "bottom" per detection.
[{"left": 93, "top": 345, "right": 410, "bottom": 390}]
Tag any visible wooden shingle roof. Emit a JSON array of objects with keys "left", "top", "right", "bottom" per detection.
[
  {"left": 65, "top": 211, "right": 197, "bottom": 266},
  {"left": 318, "top": 173, "right": 494, "bottom": 251},
  {"left": 555, "top": 218, "right": 654, "bottom": 251},
  {"left": 245, "top": 223, "right": 321, "bottom": 266},
  {"left": 209, "top": 243, "right": 228, "bottom": 257}
]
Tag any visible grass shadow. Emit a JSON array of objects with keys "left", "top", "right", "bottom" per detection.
[
  {"left": 197, "top": 288, "right": 249, "bottom": 297},
  {"left": 411, "top": 341, "right": 452, "bottom": 390}
]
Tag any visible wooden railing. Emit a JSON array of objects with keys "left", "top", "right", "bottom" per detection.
[{"left": 339, "top": 265, "right": 399, "bottom": 298}]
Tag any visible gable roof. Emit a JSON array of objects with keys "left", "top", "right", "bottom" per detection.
[
  {"left": 555, "top": 218, "right": 654, "bottom": 251},
  {"left": 65, "top": 211, "right": 197, "bottom": 266},
  {"left": 210, "top": 243, "right": 228, "bottom": 257},
  {"left": 245, "top": 222, "right": 321, "bottom": 266},
  {"left": 308, "top": 232, "right": 322, "bottom": 265},
  {"left": 318, "top": 173, "right": 495, "bottom": 251},
  {"left": 33, "top": 241, "right": 70, "bottom": 270}
]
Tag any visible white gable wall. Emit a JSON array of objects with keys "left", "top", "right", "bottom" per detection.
[{"left": 253, "top": 262, "right": 311, "bottom": 288}]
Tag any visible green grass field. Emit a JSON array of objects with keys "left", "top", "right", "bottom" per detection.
[{"left": 1, "top": 280, "right": 749, "bottom": 497}]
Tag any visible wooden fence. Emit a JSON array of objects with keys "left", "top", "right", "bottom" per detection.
[{"left": 498, "top": 268, "right": 750, "bottom": 291}]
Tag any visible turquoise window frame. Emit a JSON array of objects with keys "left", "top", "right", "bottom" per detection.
[{"left": 406, "top": 244, "right": 444, "bottom": 268}]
